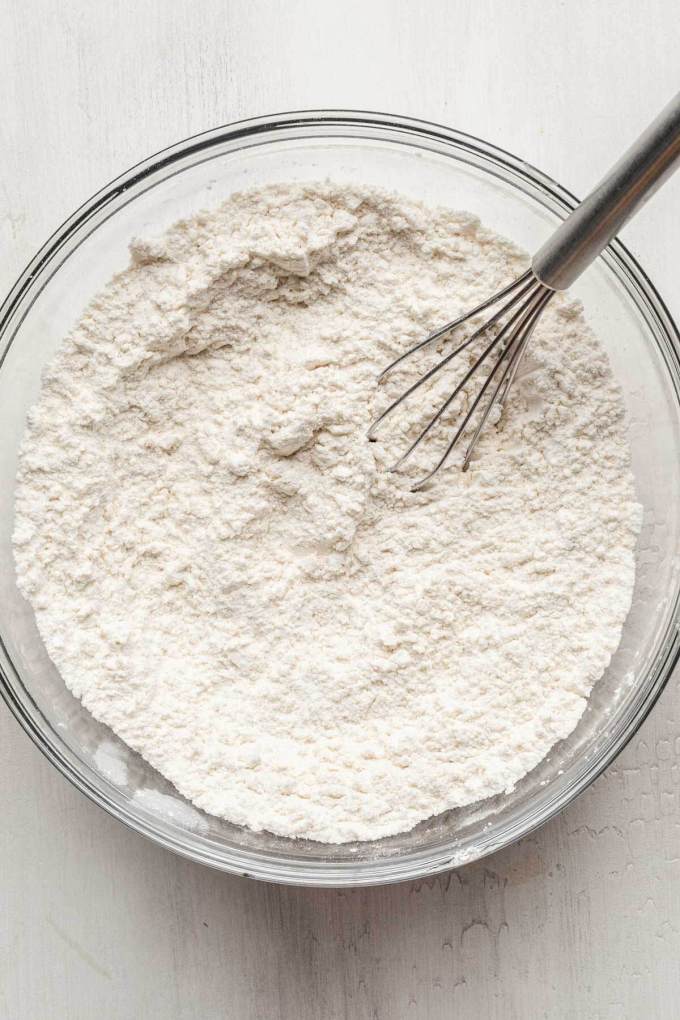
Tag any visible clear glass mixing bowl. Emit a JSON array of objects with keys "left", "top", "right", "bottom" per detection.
[{"left": 1, "top": 111, "right": 679, "bottom": 887}]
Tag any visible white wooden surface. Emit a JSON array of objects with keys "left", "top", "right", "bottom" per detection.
[{"left": 2, "top": 2, "right": 680, "bottom": 1017}]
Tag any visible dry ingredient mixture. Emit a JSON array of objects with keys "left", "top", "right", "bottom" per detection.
[{"left": 13, "top": 183, "right": 641, "bottom": 843}]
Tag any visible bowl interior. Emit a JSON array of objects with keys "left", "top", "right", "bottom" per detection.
[{"left": 1, "top": 115, "right": 679, "bottom": 885}]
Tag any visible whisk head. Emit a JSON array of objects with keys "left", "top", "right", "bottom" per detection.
[{"left": 367, "top": 269, "right": 554, "bottom": 490}]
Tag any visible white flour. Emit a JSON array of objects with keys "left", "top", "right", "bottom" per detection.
[{"left": 13, "top": 183, "right": 641, "bottom": 843}]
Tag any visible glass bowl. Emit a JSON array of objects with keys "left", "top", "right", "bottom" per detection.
[{"left": 2, "top": 111, "right": 679, "bottom": 887}]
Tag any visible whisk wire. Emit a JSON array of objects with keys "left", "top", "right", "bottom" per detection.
[
  {"left": 460, "top": 289, "right": 553, "bottom": 473},
  {"left": 496, "top": 294, "right": 548, "bottom": 410},
  {"left": 367, "top": 276, "right": 538, "bottom": 442},
  {"left": 368, "top": 267, "right": 555, "bottom": 490},
  {"left": 408, "top": 286, "right": 550, "bottom": 490},
  {"left": 389, "top": 283, "right": 544, "bottom": 472},
  {"left": 376, "top": 269, "right": 534, "bottom": 385}
]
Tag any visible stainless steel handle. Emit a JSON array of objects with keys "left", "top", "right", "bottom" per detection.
[{"left": 532, "top": 91, "right": 680, "bottom": 290}]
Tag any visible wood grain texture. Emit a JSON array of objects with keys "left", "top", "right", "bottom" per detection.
[{"left": 2, "top": 1, "right": 680, "bottom": 1017}]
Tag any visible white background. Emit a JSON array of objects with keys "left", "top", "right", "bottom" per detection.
[{"left": 2, "top": 2, "right": 680, "bottom": 1017}]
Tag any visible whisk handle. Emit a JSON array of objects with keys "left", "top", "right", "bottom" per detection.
[{"left": 532, "top": 91, "right": 680, "bottom": 291}]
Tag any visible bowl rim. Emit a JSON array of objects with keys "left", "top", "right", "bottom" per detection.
[{"left": 2, "top": 108, "right": 680, "bottom": 887}]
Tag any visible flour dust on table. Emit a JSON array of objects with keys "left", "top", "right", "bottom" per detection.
[{"left": 13, "top": 183, "right": 641, "bottom": 843}]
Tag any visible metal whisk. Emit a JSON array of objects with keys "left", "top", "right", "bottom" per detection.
[{"left": 368, "top": 91, "right": 680, "bottom": 490}]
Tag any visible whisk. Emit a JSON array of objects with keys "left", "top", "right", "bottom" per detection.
[{"left": 368, "top": 91, "right": 680, "bottom": 490}]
